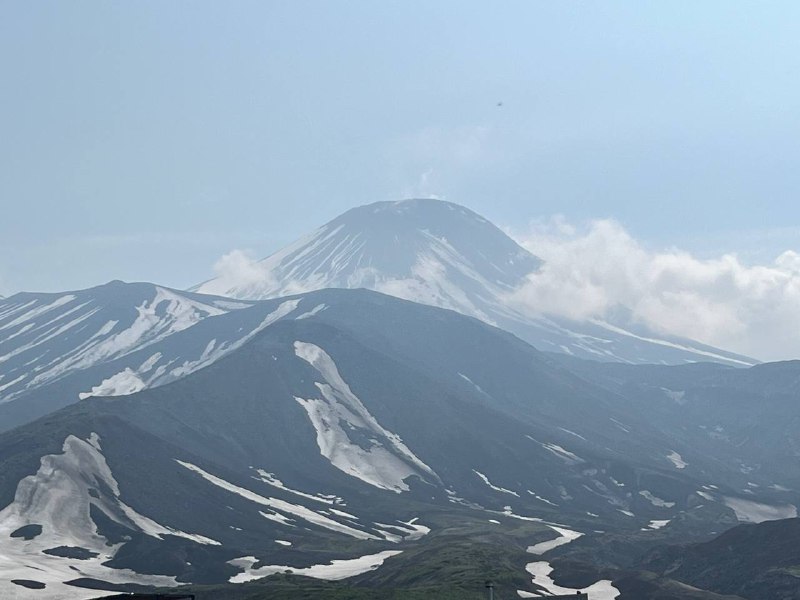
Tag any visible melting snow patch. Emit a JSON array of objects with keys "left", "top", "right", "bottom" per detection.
[
  {"left": 558, "top": 427, "right": 587, "bottom": 441},
  {"left": 666, "top": 451, "right": 687, "bottom": 469},
  {"left": 522, "top": 561, "right": 619, "bottom": 599},
  {"left": 722, "top": 496, "right": 797, "bottom": 523},
  {"left": 138, "top": 351, "right": 163, "bottom": 372},
  {"left": 645, "top": 519, "right": 671, "bottom": 530},
  {"left": 527, "top": 526, "right": 583, "bottom": 555},
  {"left": 609, "top": 418, "right": 630, "bottom": 433},
  {"left": 295, "top": 303, "right": 328, "bottom": 320},
  {"left": 79, "top": 368, "right": 146, "bottom": 399},
  {"left": 541, "top": 443, "right": 583, "bottom": 464},
  {"left": 397, "top": 517, "right": 430, "bottom": 541},
  {"left": 169, "top": 300, "right": 300, "bottom": 380},
  {"left": 253, "top": 469, "right": 343, "bottom": 505},
  {"left": 293, "top": 341, "right": 438, "bottom": 493},
  {"left": 526, "top": 490, "right": 558, "bottom": 506},
  {"left": 0, "top": 433, "right": 213, "bottom": 599},
  {"left": 458, "top": 372, "right": 488, "bottom": 395},
  {"left": 638, "top": 490, "right": 675, "bottom": 508},
  {"left": 260, "top": 510, "right": 295, "bottom": 526},
  {"left": 526, "top": 435, "right": 582, "bottom": 464},
  {"left": 228, "top": 550, "right": 402, "bottom": 583},
  {"left": 177, "top": 460, "right": 377, "bottom": 539},
  {"left": 473, "top": 470, "right": 519, "bottom": 496}
]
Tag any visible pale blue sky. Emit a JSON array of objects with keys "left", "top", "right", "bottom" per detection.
[{"left": 2, "top": 1, "right": 799, "bottom": 295}]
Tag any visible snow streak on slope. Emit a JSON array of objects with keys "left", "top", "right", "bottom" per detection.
[
  {"left": 0, "top": 433, "right": 216, "bottom": 599},
  {"left": 666, "top": 450, "right": 688, "bottom": 469},
  {"left": 78, "top": 299, "right": 302, "bottom": 400},
  {"left": 0, "top": 283, "right": 252, "bottom": 403},
  {"left": 177, "top": 460, "right": 379, "bottom": 539},
  {"left": 253, "top": 468, "right": 344, "bottom": 506},
  {"left": 473, "top": 470, "right": 520, "bottom": 497},
  {"left": 293, "top": 341, "right": 439, "bottom": 492},
  {"left": 527, "top": 525, "right": 584, "bottom": 555}
]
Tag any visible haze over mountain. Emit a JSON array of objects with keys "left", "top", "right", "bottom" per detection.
[{"left": 196, "top": 199, "right": 754, "bottom": 366}]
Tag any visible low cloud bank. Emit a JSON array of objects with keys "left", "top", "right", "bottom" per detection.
[{"left": 508, "top": 217, "right": 800, "bottom": 362}]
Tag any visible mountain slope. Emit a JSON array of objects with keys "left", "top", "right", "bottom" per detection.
[
  {"left": 0, "top": 289, "right": 788, "bottom": 598},
  {"left": 0, "top": 282, "right": 316, "bottom": 431},
  {"left": 195, "top": 199, "right": 754, "bottom": 366},
  {"left": 554, "top": 356, "right": 800, "bottom": 494},
  {"left": 0, "top": 281, "right": 255, "bottom": 404},
  {"left": 640, "top": 517, "right": 800, "bottom": 599}
]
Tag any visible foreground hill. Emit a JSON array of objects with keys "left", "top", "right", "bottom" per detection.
[{"left": 0, "top": 289, "right": 783, "bottom": 599}]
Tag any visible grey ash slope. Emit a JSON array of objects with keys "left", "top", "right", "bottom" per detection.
[
  {"left": 0, "top": 289, "right": 788, "bottom": 598},
  {"left": 195, "top": 199, "right": 755, "bottom": 367}
]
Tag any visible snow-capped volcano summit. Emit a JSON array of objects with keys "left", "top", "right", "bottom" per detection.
[
  {"left": 196, "top": 199, "right": 753, "bottom": 366},
  {"left": 198, "top": 199, "right": 541, "bottom": 323}
]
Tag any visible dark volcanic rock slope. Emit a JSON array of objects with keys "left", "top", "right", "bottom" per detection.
[
  {"left": 640, "top": 517, "right": 800, "bottom": 600},
  {"left": 0, "top": 290, "right": 791, "bottom": 598}
]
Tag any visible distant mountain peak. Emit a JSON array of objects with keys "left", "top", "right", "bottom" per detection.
[
  {"left": 194, "top": 200, "right": 754, "bottom": 366},
  {"left": 197, "top": 199, "right": 541, "bottom": 320}
]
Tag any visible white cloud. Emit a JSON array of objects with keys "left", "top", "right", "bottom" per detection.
[
  {"left": 210, "top": 249, "right": 272, "bottom": 292},
  {"left": 507, "top": 217, "right": 800, "bottom": 362}
]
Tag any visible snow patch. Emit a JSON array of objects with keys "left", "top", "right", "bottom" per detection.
[
  {"left": 177, "top": 460, "right": 377, "bottom": 539},
  {"left": 295, "top": 303, "right": 328, "bottom": 320},
  {"left": 79, "top": 368, "right": 145, "bottom": 399},
  {"left": 638, "top": 490, "right": 675, "bottom": 508},
  {"left": 253, "top": 469, "right": 344, "bottom": 506},
  {"left": 526, "top": 490, "right": 558, "bottom": 506},
  {"left": 228, "top": 550, "right": 402, "bottom": 583},
  {"left": 722, "top": 496, "right": 797, "bottom": 523},
  {"left": 473, "top": 470, "right": 519, "bottom": 497},
  {"left": 522, "top": 561, "right": 619, "bottom": 599},
  {"left": 666, "top": 451, "right": 687, "bottom": 469},
  {"left": 527, "top": 435, "right": 583, "bottom": 464},
  {"left": 0, "top": 433, "right": 214, "bottom": 598},
  {"left": 293, "top": 341, "right": 437, "bottom": 492},
  {"left": 526, "top": 526, "right": 583, "bottom": 555}
]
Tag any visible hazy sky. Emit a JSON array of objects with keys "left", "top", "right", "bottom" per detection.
[{"left": 2, "top": 1, "right": 799, "bottom": 297}]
